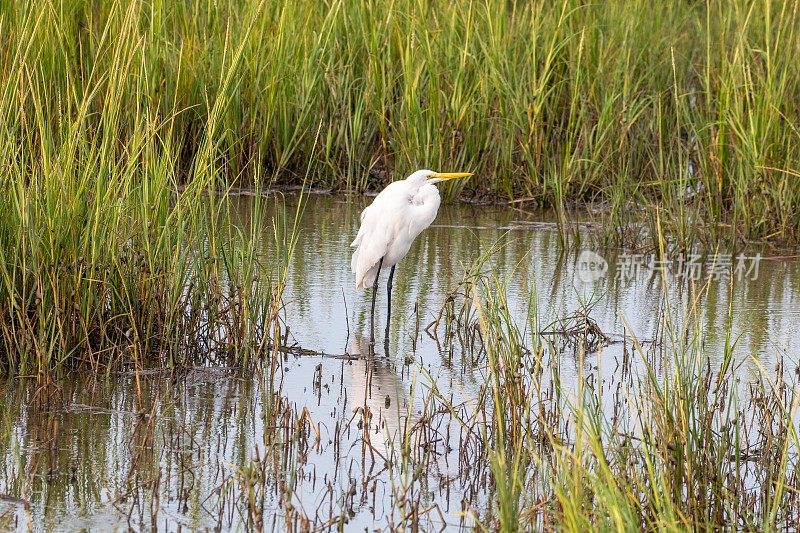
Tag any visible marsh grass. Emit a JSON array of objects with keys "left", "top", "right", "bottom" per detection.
[
  {"left": 0, "top": 1, "right": 302, "bottom": 373},
  {"left": 2, "top": 0, "right": 799, "bottom": 369},
  {"left": 0, "top": 0, "right": 799, "bottom": 522},
  {"left": 3, "top": 0, "right": 799, "bottom": 247},
  {"left": 412, "top": 259, "right": 800, "bottom": 530}
]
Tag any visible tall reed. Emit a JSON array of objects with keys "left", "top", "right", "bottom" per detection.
[
  {"left": 0, "top": 1, "right": 299, "bottom": 374},
  {"left": 5, "top": 0, "right": 798, "bottom": 245}
]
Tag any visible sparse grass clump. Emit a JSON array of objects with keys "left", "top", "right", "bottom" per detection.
[{"left": 413, "top": 268, "right": 800, "bottom": 531}]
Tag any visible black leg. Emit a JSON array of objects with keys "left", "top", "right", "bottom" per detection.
[
  {"left": 383, "top": 265, "right": 395, "bottom": 352},
  {"left": 370, "top": 258, "right": 384, "bottom": 345}
]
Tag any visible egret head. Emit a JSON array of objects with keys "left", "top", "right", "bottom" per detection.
[{"left": 406, "top": 169, "right": 473, "bottom": 185}]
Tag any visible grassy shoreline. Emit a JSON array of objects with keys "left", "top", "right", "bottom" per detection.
[{"left": 2, "top": 0, "right": 799, "bottom": 247}]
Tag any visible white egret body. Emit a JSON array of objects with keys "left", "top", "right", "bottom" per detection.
[{"left": 350, "top": 169, "right": 472, "bottom": 343}]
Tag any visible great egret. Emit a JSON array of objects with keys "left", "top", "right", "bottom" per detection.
[{"left": 351, "top": 169, "right": 473, "bottom": 344}]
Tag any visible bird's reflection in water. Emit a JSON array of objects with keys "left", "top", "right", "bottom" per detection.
[{"left": 346, "top": 333, "right": 406, "bottom": 459}]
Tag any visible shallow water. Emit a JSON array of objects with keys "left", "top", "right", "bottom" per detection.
[{"left": 1, "top": 194, "right": 799, "bottom": 531}]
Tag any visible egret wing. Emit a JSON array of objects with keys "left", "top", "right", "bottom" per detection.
[
  {"left": 351, "top": 204, "right": 393, "bottom": 288},
  {"left": 350, "top": 183, "right": 408, "bottom": 288},
  {"left": 350, "top": 180, "right": 435, "bottom": 289}
]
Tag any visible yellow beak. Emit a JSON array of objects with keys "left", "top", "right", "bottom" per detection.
[{"left": 430, "top": 172, "right": 473, "bottom": 181}]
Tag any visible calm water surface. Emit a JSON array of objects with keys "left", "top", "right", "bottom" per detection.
[{"left": 1, "top": 195, "right": 799, "bottom": 531}]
